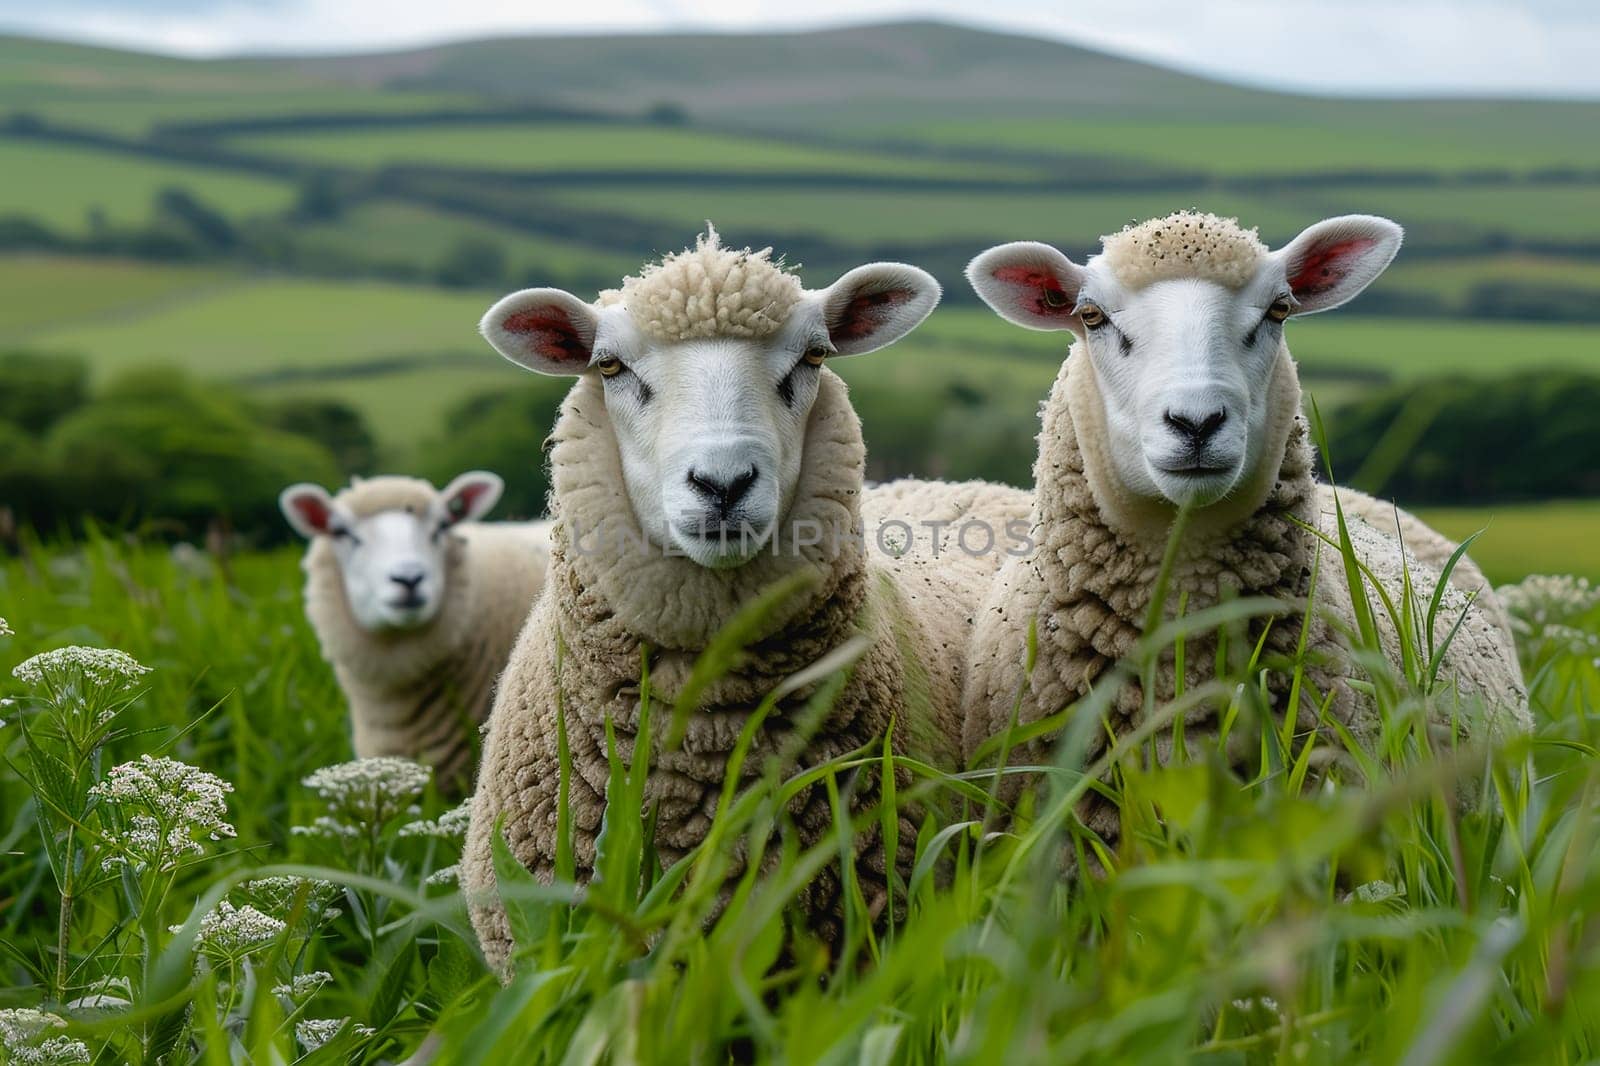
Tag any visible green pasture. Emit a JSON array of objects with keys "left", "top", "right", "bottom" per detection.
[
  {"left": 0, "top": 135, "right": 295, "bottom": 231},
  {"left": 0, "top": 255, "right": 230, "bottom": 336},
  {"left": 888, "top": 103, "right": 1600, "bottom": 175},
  {"left": 1418, "top": 499, "right": 1600, "bottom": 584},
  {"left": 232, "top": 121, "right": 1041, "bottom": 179},
  {"left": 288, "top": 201, "right": 642, "bottom": 282},
  {"left": 7, "top": 253, "right": 1600, "bottom": 460}
]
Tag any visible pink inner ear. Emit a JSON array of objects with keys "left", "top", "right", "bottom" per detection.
[
  {"left": 501, "top": 307, "right": 589, "bottom": 363},
  {"left": 993, "top": 265, "right": 1075, "bottom": 319},
  {"left": 833, "top": 287, "right": 913, "bottom": 341},
  {"left": 291, "top": 494, "right": 332, "bottom": 533},
  {"left": 447, "top": 481, "right": 492, "bottom": 521},
  {"left": 1288, "top": 237, "right": 1377, "bottom": 297}
]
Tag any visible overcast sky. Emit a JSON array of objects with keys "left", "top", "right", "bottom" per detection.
[{"left": 3, "top": 0, "right": 1599, "bottom": 98}]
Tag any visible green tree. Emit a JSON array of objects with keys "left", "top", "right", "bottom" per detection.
[
  {"left": 0, "top": 350, "right": 89, "bottom": 434},
  {"left": 45, "top": 367, "right": 339, "bottom": 537},
  {"left": 422, "top": 378, "right": 572, "bottom": 519}
]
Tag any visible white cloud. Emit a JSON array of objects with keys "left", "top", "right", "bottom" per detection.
[{"left": 2, "top": 0, "right": 1599, "bottom": 96}]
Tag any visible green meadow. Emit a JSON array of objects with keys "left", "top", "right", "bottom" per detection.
[
  {"left": 0, "top": 20, "right": 1595, "bottom": 558},
  {"left": 1, "top": 20, "right": 1599, "bottom": 1066}
]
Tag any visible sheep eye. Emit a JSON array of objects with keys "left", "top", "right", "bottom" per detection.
[
  {"left": 1267, "top": 297, "right": 1293, "bottom": 323},
  {"left": 332, "top": 527, "right": 357, "bottom": 543},
  {"left": 595, "top": 356, "right": 625, "bottom": 378},
  {"left": 802, "top": 346, "right": 829, "bottom": 367},
  {"left": 1078, "top": 303, "right": 1107, "bottom": 328}
]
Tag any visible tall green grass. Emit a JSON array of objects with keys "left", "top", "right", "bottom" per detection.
[{"left": 1, "top": 518, "right": 1597, "bottom": 1063}]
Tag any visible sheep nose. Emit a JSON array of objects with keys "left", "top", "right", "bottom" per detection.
[
  {"left": 389, "top": 566, "right": 425, "bottom": 591},
  {"left": 1164, "top": 408, "right": 1228, "bottom": 448},
  {"left": 686, "top": 466, "right": 759, "bottom": 514}
]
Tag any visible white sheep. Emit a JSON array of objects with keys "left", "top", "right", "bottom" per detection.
[
  {"left": 279, "top": 472, "right": 551, "bottom": 792},
  {"left": 962, "top": 211, "right": 1529, "bottom": 836},
  {"left": 461, "top": 227, "right": 1030, "bottom": 971}
]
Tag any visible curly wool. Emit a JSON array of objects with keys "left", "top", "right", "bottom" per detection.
[
  {"left": 461, "top": 371, "right": 1030, "bottom": 973},
  {"left": 596, "top": 224, "right": 804, "bottom": 343},
  {"left": 299, "top": 477, "right": 550, "bottom": 792},
  {"left": 1100, "top": 210, "right": 1268, "bottom": 290},
  {"left": 963, "top": 347, "right": 1529, "bottom": 839}
]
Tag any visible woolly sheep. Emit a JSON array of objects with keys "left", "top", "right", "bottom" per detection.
[
  {"left": 280, "top": 472, "right": 551, "bottom": 793},
  {"left": 462, "top": 227, "right": 1030, "bottom": 971},
  {"left": 963, "top": 211, "right": 1529, "bottom": 837}
]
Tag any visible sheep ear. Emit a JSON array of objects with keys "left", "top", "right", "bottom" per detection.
[
  {"left": 819, "top": 263, "right": 941, "bottom": 356},
  {"left": 480, "top": 288, "right": 599, "bottom": 375},
  {"left": 280, "top": 483, "right": 337, "bottom": 539},
  {"left": 966, "top": 242, "right": 1086, "bottom": 332},
  {"left": 440, "top": 470, "right": 503, "bottom": 525},
  {"left": 1274, "top": 215, "right": 1403, "bottom": 315}
]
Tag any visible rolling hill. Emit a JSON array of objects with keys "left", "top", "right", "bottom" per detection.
[{"left": 1, "top": 18, "right": 1598, "bottom": 576}]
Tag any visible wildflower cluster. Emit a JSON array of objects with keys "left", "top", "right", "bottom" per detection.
[
  {"left": 294, "top": 757, "right": 431, "bottom": 838},
  {"left": 91, "top": 755, "right": 236, "bottom": 871},
  {"left": 1501, "top": 574, "right": 1600, "bottom": 664},
  {"left": 238, "top": 875, "right": 342, "bottom": 933},
  {"left": 0, "top": 1009, "right": 91, "bottom": 1065},
  {"left": 295, "top": 1017, "right": 375, "bottom": 1052},
  {"left": 271, "top": 970, "right": 333, "bottom": 1001},
  {"left": 399, "top": 799, "right": 470, "bottom": 840},
  {"left": 12, "top": 646, "right": 150, "bottom": 690},
  {"left": 1501, "top": 574, "right": 1600, "bottom": 633},
  {"left": 174, "top": 900, "right": 286, "bottom": 959}
]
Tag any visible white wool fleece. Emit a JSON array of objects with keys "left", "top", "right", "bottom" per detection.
[{"left": 461, "top": 372, "right": 1032, "bottom": 973}]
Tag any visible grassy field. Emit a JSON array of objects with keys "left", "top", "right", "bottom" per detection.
[
  {"left": 1, "top": 529, "right": 1596, "bottom": 1063},
  {"left": 8, "top": 252, "right": 1598, "bottom": 456},
  {"left": 1, "top": 22, "right": 1598, "bottom": 1065},
  {"left": 232, "top": 122, "right": 1043, "bottom": 179},
  {"left": 889, "top": 108, "right": 1600, "bottom": 173},
  {"left": 1419, "top": 500, "right": 1600, "bottom": 584},
  {"left": 0, "top": 135, "right": 295, "bottom": 231}
]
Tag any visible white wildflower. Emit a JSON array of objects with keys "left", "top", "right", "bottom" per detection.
[
  {"left": 0, "top": 616, "right": 12, "bottom": 636},
  {"left": 296, "top": 757, "right": 431, "bottom": 837},
  {"left": 66, "top": 975, "right": 132, "bottom": 1012},
  {"left": 240, "top": 875, "right": 342, "bottom": 927},
  {"left": 424, "top": 864, "right": 460, "bottom": 887},
  {"left": 272, "top": 971, "right": 333, "bottom": 1001},
  {"left": 91, "top": 755, "right": 235, "bottom": 871},
  {"left": 173, "top": 900, "right": 285, "bottom": 958},
  {"left": 400, "top": 800, "right": 471, "bottom": 840},
  {"left": 12, "top": 646, "right": 150, "bottom": 688},
  {"left": 291, "top": 815, "right": 362, "bottom": 840},
  {"left": 295, "top": 1017, "right": 375, "bottom": 1051},
  {"left": 1500, "top": 574, "right": 1600, "bottom": 636},
  {"left": 0, "top": 1009, "right": 91, "bottom": 1065}
]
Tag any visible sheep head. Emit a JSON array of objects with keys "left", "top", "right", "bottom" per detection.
[
  {"left": 280, "top": 472, "right": 503, "bottom": 631},
  {"left": 480, "top": 226, "right": 940, "bottom": 569},
  {"left": 968, "top": 212, "right": 1402, "bottom": 511}
]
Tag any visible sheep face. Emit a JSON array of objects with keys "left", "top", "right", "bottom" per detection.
[
  {"left": 280, "top": 472, "right": 503, "bottom": 631},
  {"left": 968, "top": 214, "right": 1402, "bottom": 509},
  {"left": 481, "top": 261, "right": 940, "bottom": 569}
]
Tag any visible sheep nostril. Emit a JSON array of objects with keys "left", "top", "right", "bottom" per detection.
[
  {"left": 1165, "top": 409, "right": 1228, "bottom": 446},
  {"left": 390, "top": 572, "right": 424, "bottom": 591},
  {"left": 686, "top": 467, "right": 759, "bottom": 513}
]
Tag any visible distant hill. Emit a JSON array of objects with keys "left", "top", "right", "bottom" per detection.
[{"left": 273, "top": 20, "right": 1261, "bottom": 127}]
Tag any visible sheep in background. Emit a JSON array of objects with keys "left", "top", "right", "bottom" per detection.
[
  {"left": 963, "top": 211, "right": 1528, "bottom": 838},
  {"left": 462, "top": 227, "right": 1029, "bottom": 972},
  {"left": 280, "top": 472, "right": 550, "bottom": 793}
]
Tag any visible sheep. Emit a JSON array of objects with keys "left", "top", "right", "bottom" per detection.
[
  {"left": 461, "top": 227, "right": 1030, "bottom": 972},
  {"left": 962, "top": 211, "right": 1529, "bottom": 837},
  {"left": 279, "top": 472, "right": 551, "bottom": 793}
]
